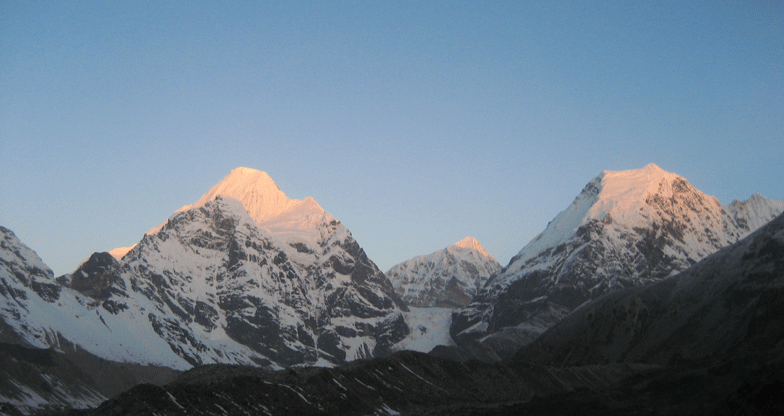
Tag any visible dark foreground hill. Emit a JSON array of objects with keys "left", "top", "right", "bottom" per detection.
[
  {"left": 0, "top": 340, "right": 178, "bottom": 415},
  {"left": 61, "top": 213, "right": 784, "bottom": 415},
  {"left": 63, "top": 352, "right": 647, "bottom": 416}
]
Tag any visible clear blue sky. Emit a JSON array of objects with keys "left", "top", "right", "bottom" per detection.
[{"left": 2, "top": 1, "right": 782, "bottom": 276}]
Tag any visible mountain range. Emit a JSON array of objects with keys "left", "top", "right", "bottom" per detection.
[
  {"left": 2, "top": 163, "right": 782, "bottom": 414},
  {"left": 60, "top": 207, "right": 784, "bottom": 416}
]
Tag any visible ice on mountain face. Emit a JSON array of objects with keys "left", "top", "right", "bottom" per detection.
[
  {"left": 451, "top": 164, "right": 784, "bottom": 351},
  {"left": 132, "top": 168, "right": 338, "bottom": 281},
  {"left": 0, "top": 226, "right": 62, "bottom": 307},
  {"left": 1, "top": 226, "right": 220, "bottom": 370},
  {"left": 391, "top": 307, "right": 455, "bottom": 353},
  {"left": 507, "top": 163, "right": 720, "bottom": 269},
  {"left": 517, "top": 211, "right": 784, "bottom": 368},
  {"left": 504, "top": 163, "right": 746, "bottom": 275},
  {"left": 0, "top": 229, "right": 167, "bottom": 368},
  {"left": 1, "top": 226, "right": 53, "bottom": 283},
  {"left": 387, "top": 238, "right": 501, "bottom": 308},
  {"left": 169, "top": 167, "right": 294, "bottom": 223}
]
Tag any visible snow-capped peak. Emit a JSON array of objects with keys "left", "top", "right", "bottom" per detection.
[
  {"left": 386, "top": 237, "right": 501, "bottom": 308},
  {"left": 108, "top": 245, "right": 135, "bottom": 260},
  {"left": 589, "top": 163, "right": 685, "bottom": 222},
  {"left": 175, "top": 167, "right": 316, "bottom": 224},
  {"left": 512, "top": 164, "right": 705, "bottom": 266},
  {"left": 143, "top": 168, "right": 334, "bottom": 244},
  {"left": 452, "top": 237, "right": 496, "bottom": 262}
]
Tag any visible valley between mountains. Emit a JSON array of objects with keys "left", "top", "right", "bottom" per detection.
[{"left": 1, "top": 164, "right": 783, "bottom": 415}]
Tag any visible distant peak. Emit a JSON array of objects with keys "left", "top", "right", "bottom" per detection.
[
  {"left": 729, "top": 192, "right": 777, "bottom": 208},
  {"left": 453, "top": 237, "right": 496, "bottom": 262},
  {"left": 454, "top": 237, "right": 480, "bottom": 249}
]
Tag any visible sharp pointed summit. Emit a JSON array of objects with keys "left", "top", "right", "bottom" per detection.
[
  {"left": 452, "top": 237, "right": 495, "bottom": 262},
  {"left": 179, "top": 167, "right": 322, "bottom": 224},
  {"left": 145, "top": 167, "right": 331, "bottom": 238},
  {"left": 3, "top": 163, "right": 784, "bottom": 413}
]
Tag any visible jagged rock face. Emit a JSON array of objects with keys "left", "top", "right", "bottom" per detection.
[
  {"left": 0, "top": 226, "right": 61, "bottom": 306},
  {"left": 386, "top": 237, "right": 501, "bottom": 308},
  {"left": 2, "top": 210, "right": 272, "bottom": 371},
  {"left": 57, "top": 252, "right": 125, "bottom": 301},
  {"left": 452, "top": 164, "right": 784, "bottom": 348},
  {"left": 114, "top": 196, "right": 408, "bottom": 367}
]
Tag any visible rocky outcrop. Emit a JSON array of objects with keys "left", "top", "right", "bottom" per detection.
[{"left": 56, "top": 252, "right": 125, "bottom": 300}]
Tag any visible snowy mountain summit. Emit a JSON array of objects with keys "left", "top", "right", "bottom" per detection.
[
  {"left": 150, "top": 167, "right": 331, "bottom": 238},
  {"left": 451, "top": 163, "right": 784, "bottom": 351},
  {"left": 386, "top": 237, "right": 501, "bottom": 308},
  {"left": 453, "top": 237, "right": 496, "bottom": 260},
  {"left": 5, "top": 168, "right": 409, "bottom": 371},
  {"left": 110, "top": 168, "right": 334, "bottom": 260}
]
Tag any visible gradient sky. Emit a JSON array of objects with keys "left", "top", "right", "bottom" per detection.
[{"left": 2, "top": 1, "right": 782, "bottom": 276}]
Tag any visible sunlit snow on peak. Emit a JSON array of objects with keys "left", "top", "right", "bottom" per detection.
[
  {"left": 591, "top": 163, "right": 685, "bottom": 223},
  {"left": 137, "top": 168, "right": 334, "bottom": 245},
  {"left": 510, "top": 163, "right": 712, "bottom": 267},
  {"left": 452, "top": 237, "right": 496, "bottom": 262},
  {"left": 108, "top": 245, "right": 135, "bottom": 261},
  {"left": 179, "top": 167, "right": 298, "bottom": 223}
]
